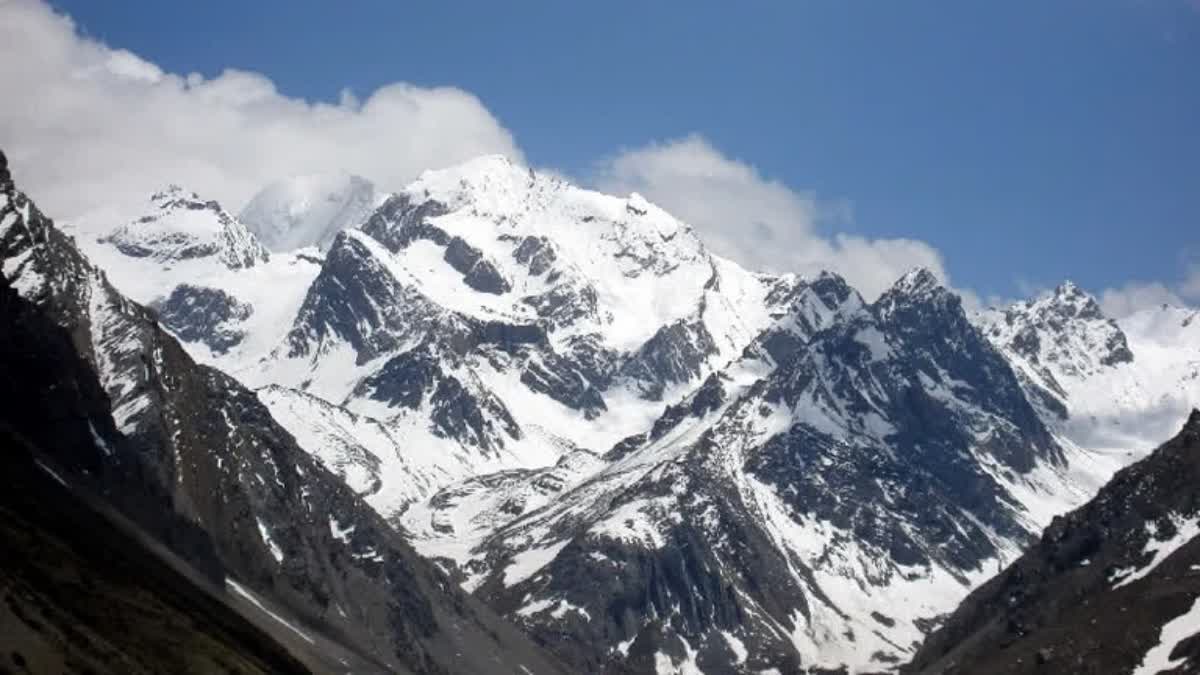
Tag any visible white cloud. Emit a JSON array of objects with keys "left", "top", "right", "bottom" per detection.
[
  {"left": 593, "top": 135, "right": 971, "bottom": 303},
  {"left": 1181, "top": 262, "right": 1200, "bottom": 301},
  {"left": 0, "top": 0, "right": 522, "bottom": 227},
  {"left": 4, "top": 0, "right": 1176, "bottom": 318},
  {"left": 1099, "top": 282, "right": 1185, "bottom": 318},
  {"left": 1100, "top": 260, "right": 1200, "bottom": 318}
]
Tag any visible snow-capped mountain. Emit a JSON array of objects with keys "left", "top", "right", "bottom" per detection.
[
  {"left": 239, "top": 171, "right": 385, "bottom": 252},
  {"left": 101, "top": 184, "right": 269, "bottom": 268},
  {"left": 978, "top": 282, "right": 1200, "bottom": 494},
  {"left": 401, "top": 268, "right": 1078, "bottom": 672},
  {"left": 227, "top": 155, "right": 791, "bottom": 518},
  {"left": 78, "top": 185, "right": 322, "bottom": 364},
  {"left": 32, "top": 148, "right": 1200, "bottom": 674}
]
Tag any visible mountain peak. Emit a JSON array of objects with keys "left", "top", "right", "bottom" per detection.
[
  {"left": 977, "top": 277, "right": 1134, "bottom": 391},
  {"left": 1044, "top": 279, "right": 1104, "bottom": 321},
  {"left": 1054, "top": 279, "right": 1082, "bottom": 296},
  {"left": 239, "top": 172, "right": 383, "bottom": 252},
  {"left": 402, "top": 154, "right": 551, "bottom": 216},
  {"left": 146, "top": 184, "right": 228, "bottom": 216},
  {"left": 890, "top": 267, "right": 943, "bottom": 296},
  {"left": 416, "top": 154, "right": 529, "bottom": 187},
  {"left": 811, "top": 268, "right": 851, "bottom": 288},
  {"left": 151, "top": 183, "right": 189, "bottom": 198},
  {"left": 1187, "top": 408, "right": 1200, "bottom": 433},
  {"left": 99, "top": 185, "right": 268, "bottom": 269}
]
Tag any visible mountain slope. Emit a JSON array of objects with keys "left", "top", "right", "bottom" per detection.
[
  {"left": 0, "top": 273, "right": 312, "bottom": 673},
  {"left": 0, "top": 431, "right": 315, "bottom": 675},
  {"left": 906, "top": 409, "right": 1200, "bottom": 675},
  {"left": 0, "top": 148, "right": 565, "bottom": 675}
]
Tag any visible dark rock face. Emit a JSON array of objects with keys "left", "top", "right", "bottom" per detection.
[
  {"left": 522, "top": 282, "right": 602, "bottom": 329},
  {"left": 513, "top": 235, "right": 557, "bottom": 276},
  {"left": 0, "top": 434, "right": 316, "bottom": 675},
  {"left": 429, "top": 372, "right": 522, "bottom": 448},
  {"left": 520, "top": 349, "right": 608, "bottom": 419},
  {"left": 619, "top": 317, "right": 718, "bottom": 400},
  {"left": 353, "top": 347, "right": 442, "bottom": 410},
  {"left": 907, "top": 410, "right": 1200, "bottom": 675},
  {"left": 154, "top": 284, "right": 252, "bottom": 353},
  {"left": 353, "top": 345, "right": 522, "bottom": 451},
  {"left": 445, "top": 236, "right": 512, "bottom": 294},
  {"left": 287, "top": 230, "right": 450, "bottom": 362},
  {"left": 746, "top": 274, "right": 1061, "bottom": 573},
  {"left": 0, "top": 157, "right": 566, "bottom": 675},
  {"left": 472, "top": 453, "right": 830, "bottom": 675},
  {"left": 360, "top": 193, "right": 450, "bottom": 251},
  {"left": 475, "top": 319, "right": 546, "bottom": 348}
]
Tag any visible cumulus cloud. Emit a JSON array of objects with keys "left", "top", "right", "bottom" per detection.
[
  {"left": 593, "top": 135, "right": 970, "bottom": 303},
  {"left": 0, "top": 0, "right": 522, "bottom": 227}
]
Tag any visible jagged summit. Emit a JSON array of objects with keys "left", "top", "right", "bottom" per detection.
[
  {"left": 873, "top": 266, "right": 958, "bottom": 324},
  {"left": 975, "top": 277, "right": 1200, "bottom": 479},
  {"left": 980, "top": 279, "right": 1133, "bottom": 386},
  {"left": 99, "top": 184, "right": 269, "bottom": 269},
  {"left": 893, "top": 266, "right": 941, "bottom": 294},
  {"left": 1043, "top": 279, "right": 1106, "bottom": 320}
]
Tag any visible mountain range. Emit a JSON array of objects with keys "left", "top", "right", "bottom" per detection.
[{"left": 5, "top": 146, "right": 1200, "bottom": 673}]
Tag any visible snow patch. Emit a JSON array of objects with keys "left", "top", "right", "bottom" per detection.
[
  {"left": 226, "top": 579, "right": 314, "bottom": 644},
  {"left": 1132, "top": 594, "right": 1200, "bottom": 675},
  {"left": 255, "top": 517, "right": 285, "bottom": 563},
  {"left": 503, "top": 539, "right": 570, "bottom": 587},
  {"left": 1111, "top": 515, "right": 1200, "bottom": 589}
]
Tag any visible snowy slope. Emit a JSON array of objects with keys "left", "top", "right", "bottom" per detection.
[
  {"left": 75, "top": 186, "right": 322, "bottom": 369},
  {"left": 384, "top": 155, "right": 770, "bottom": 353},
  {"left": 239, "top": 172, "right": 386, "bottom": 252},
  {"left": 977, "top": 282, "right": 1200, "bottom": 495}
]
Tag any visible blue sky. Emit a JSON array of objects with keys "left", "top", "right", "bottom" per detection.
[{"left": 27, "top": 1, "right": 1200, "bottom": 305}]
